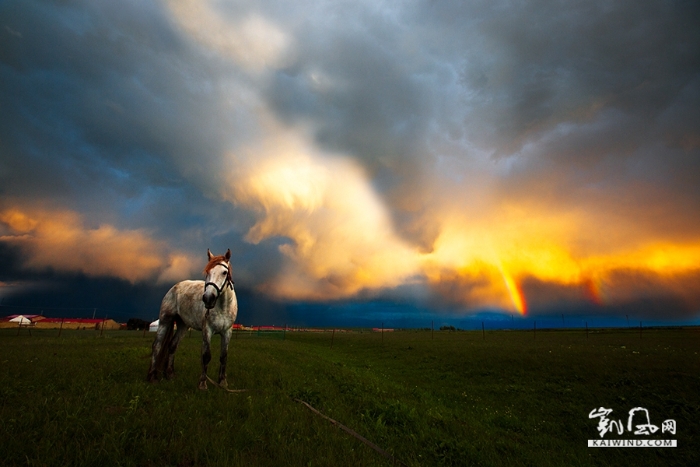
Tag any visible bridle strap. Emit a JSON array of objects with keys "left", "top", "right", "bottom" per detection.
[
  {"left": 204, "top": 280, "right": 224, "bottom": 296},
  {"left": 204, "top": 263, "right": 234, "bottom": 309}
]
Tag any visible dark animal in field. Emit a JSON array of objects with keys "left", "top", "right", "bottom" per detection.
[{"left": 147, "top": 249, "right": 238, "bottom": 389}]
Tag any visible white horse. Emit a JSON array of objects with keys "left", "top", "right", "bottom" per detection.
[{"left": 147, "top": 249, "right": 238, "bottom": 390}]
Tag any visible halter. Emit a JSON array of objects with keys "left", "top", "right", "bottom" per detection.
[{"left": 203, "top": 262, "right": 234, "bottom": 309}]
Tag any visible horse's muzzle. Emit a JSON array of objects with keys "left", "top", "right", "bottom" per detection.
[{"left": 202, "top": 290, "right": 217, "bottom": 309}]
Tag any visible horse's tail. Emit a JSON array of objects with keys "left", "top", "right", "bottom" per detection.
[{"left": 153, "top": 319, "right": 175, "bottom": 379}]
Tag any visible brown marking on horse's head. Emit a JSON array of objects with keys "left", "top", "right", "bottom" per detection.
[
  {"left": 204, "top": 248, "right": 231, "bottom": 273},
  {"left": 203, "top": 249, "right": 234, "bottom": 284}
]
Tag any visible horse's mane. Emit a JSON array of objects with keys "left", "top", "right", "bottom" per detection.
[{"left": 203, "top": 255, "right": 229, "bottom": 275}]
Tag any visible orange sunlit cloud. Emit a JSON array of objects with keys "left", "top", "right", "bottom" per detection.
[
  {"left": 227, "top": 131, "right": 422, "bottom": 299},
  {"left": 419, "top": 205, "right": 700, "bottom": 314},
  {"left": 224, "top": 137, "right": 700, "bottom": 315},
  {"left": 0, "top": 206, "right": 196, "bottom": 284}
]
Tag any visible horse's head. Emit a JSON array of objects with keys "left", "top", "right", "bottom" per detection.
[{"left": 202, "top": 248, "right": 233, "bottom": 309}]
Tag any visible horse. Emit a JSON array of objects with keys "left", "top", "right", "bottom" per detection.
[{"left": 147, "top": 248, "right": 238, "bottom": 390}]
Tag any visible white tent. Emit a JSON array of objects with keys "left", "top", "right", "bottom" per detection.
[
  {"left": 9, "top": 315, "right": 31, "bottom": 325},
  {"left": 149, "top": 319, "right": 159, "bottom": 332}
]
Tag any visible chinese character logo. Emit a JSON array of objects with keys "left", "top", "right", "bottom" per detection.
[
  {"left": 662, "top": 419, "right": 676, "bottom": 435},
  {"left": 589, "top": 407, "right": 624, "bottom": 438},
  {"left": 589, "top": 407, "right": 676, "bottom": 439},
  {"left": 627, "top": 407, "right": 658, "bottom": 435}
]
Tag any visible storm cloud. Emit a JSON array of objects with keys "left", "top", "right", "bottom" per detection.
[{"left": 1, "top": 0, "right": 699, "bottom": 323}]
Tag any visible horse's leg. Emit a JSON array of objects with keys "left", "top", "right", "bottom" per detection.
[
  {"left": 198, "top": 324, "right": 212, "bottom": 390},
  {"left": 165, "top": 316, "right": 187, "bottom": 380},
  {"left": 147, "top": 329, "right": 163, "bottom": 382},
  {"left": 148, "top": 288, "right": 178, "bottom": 382},
  {"left": 218, "top": 328, "right": 233, "bottom": 388},
  {"left": 147, "top": 315, "right": 174, "bottom": 382}
]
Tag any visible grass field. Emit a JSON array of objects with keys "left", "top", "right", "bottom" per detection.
[{"left": 0, "top": 327, "right": 698, "bottom": 466}]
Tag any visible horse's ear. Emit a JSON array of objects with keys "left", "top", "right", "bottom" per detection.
[
  {"left": 225, "top": 249, "right": 231, "bottom": 261},
  {"left": 207, "top": 249, "right": 214, "bottom": 260}
]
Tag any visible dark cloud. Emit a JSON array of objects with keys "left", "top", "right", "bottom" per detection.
[
  {"left": 1, "top": 0, "right": 244, "bottom": 219},
  {"left": 520, "top": 270, "right": 700, "bottom": 320}
]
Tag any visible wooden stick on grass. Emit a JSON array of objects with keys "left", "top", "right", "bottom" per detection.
[
  {"left": 294, "top": 398, "right": 405, "bottom": 466},
  {"left": 205, "top": 375, "right": 249, "bottom": 393}
]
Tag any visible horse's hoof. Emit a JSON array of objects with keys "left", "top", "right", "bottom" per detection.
[
  {"left": 166, "top": 371, "right": 175, "bottom": 380},
  {"left": 147, "top": 373, "right": 158, "bottom": 384},
  {"left": 219, "top": 379, "right": 228, "bottom": 389},
  {"left": 198, "top": 380, "right": 208, "bottom": 390}
]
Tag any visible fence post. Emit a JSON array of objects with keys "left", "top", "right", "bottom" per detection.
[
  {"left": 58, "top": 318, "right": 64, "bottom": 338},
  {"left": 16, "top": 319, "right": 21, "bottom": 336},
  {"left": 100, "top": 315, "right": 106, "bottom": 337}
]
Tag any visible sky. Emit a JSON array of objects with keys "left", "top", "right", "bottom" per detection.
[{"left": 1, "top": 0, "right": 699, "bottom": 327}]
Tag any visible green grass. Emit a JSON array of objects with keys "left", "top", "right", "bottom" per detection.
[{"left": 1, "top": 327, "right": 698, "bottom": 466}]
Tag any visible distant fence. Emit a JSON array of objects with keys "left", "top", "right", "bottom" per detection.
[{"left": 3, "top": 299, "right": 697, "bottom": 338}]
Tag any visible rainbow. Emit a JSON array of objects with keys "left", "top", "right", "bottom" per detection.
[
  {"left": 499, "top": 265, "right": 527, "bottom": 315},
  {"left": 583, "top": 277, "right": 604, "bottom": 306}
]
